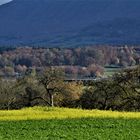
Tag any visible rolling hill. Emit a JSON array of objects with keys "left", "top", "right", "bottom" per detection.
[{"left": 0, "top": 0, "right": 140, "bottom": 47}]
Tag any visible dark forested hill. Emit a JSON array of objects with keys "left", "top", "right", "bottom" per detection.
[{"left": 0, "top": 0, "right": 140, "bottom": 47}]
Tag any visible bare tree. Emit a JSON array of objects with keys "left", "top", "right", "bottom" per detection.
[{"left": 38, "top": 68, "right": 66, "bottom": 107}]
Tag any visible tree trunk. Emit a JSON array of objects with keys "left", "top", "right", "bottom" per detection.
[
  {"left": 49, "top": 93, "right": 54, "bottom": 107},
  {"left": 51, "top": 94, "right": 54, "bottom": 107}
]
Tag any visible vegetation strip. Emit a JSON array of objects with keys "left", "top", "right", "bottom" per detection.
[{"left": 0, "top": 107, "right": 140, "bottom": 121}]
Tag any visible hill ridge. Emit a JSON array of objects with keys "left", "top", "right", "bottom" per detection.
[{"left": 0, "top": 0, "right": 140, "bottom": 47}]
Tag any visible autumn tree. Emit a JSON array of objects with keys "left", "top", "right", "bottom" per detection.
[
  {"left": 38, "top": 68, "right": 66, "bottom": 107},
  {"left": 0, "top": 79, "right": 16, "bottom": 110}
]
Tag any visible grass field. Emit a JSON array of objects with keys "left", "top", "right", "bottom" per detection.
[
  {"left": 0, "top": 107, "right": 140, "bottom": 140},
  {"left": 104, "top": 67, "right": 121, "bottom": 77}
]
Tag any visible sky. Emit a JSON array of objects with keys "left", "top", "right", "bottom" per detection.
[{"left": 0, "top": 0, "right": 12, "bottom": 5}]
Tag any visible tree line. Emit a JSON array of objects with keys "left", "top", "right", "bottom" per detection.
[
  {"left": 0, "top": 46, "right": 139, "bottom": 77},
  {"left": 0, "top": 65, "right": 139, "bottom": 111}
]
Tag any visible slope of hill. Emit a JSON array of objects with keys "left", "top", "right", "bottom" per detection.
[
  {"left": 0, "top": 0, "right": 11, "bottom": 5},
  {"left": 0, "top": 0, "right": 140, "bottom": 47}
]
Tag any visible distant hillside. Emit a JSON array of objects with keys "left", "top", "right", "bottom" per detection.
[{"left": 0, "top": 0, "right": 140, "bottom": 47}]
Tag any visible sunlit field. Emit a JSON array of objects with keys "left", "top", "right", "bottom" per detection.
[
  {"left": 0, "top": 107, "right": 140, "bottom": 121},
  {"left": 0, "top": 107, "right": 140, "bottom": 140}
]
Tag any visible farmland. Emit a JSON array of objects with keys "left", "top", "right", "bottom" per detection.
[{"left": 0, "top": 107, "right": 140, "bottom": 140}]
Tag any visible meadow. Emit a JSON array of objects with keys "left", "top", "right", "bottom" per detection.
[
  {"left": 0, "top": 107, "right": 140, "bottom": 140},
  {"left": 104, "top": 67, "right": 121, "bottom": 77}
]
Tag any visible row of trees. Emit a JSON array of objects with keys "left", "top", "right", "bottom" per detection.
[
  {"left": 0, "top": 46, "right": 139, "bottom": 77},
  {"left": 0, "top": 66, "right": 139, "bottom": 111},
  {"left": 80, "top": 66, "right": 140, "bottom": 111},
  {"left": 0, "top": 68, "right": 83, "bottom": 109}
]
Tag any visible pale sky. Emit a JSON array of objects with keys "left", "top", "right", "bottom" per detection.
[{"left": 0, "top": 0, "right": 12, "bottom": 5}]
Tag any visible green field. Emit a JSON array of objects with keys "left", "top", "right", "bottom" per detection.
[
  {"left": 0, "top": 107, "right": 140, "bottom": 140},
  {"left": 104, "top": 67, "right": 121, "bottom": 77}
]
